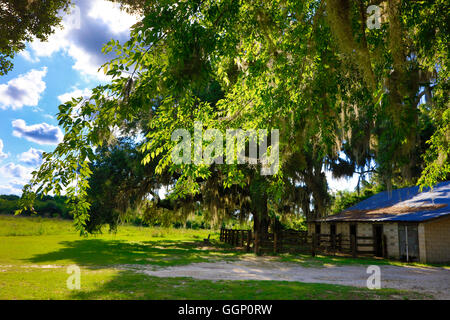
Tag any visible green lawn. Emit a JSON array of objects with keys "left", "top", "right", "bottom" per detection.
[{"left": 0, "top": 215, "right": 431, "bottom": 300}]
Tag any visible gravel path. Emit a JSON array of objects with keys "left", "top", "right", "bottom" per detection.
[{"left": 134, "top": 257, "right": 450, "bottom": 299}]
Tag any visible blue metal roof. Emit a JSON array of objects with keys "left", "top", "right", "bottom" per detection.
[{"left": 325, "top": 181, "right": 450, "bottom": 222}]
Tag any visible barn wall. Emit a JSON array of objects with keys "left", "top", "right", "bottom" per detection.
[
  {"left": 383, "top": 223, "right": 399, "bottom": 259},
  {"left": 418, "top": 224, "right": 427, "bottom": 262},
  {"left": 355, "top": 223, "right": 372, "bottom": 253},
  {"left": 307, "top": 223, "right": 314, "bottom": 236},
  {"left": 356, "top": 223, "right": 371, "bottom": 237},
  {"left": 423, "top": 216, "right": 450, "bottom": 263},
  {"left": 309, "top": 216, "right": 450, "bottom": 263},
  {"left": 328, "top": 222, "right": 399, "bottom": 258},
  {"left": 336, "top": 222, "right": 349, "bottom": 236},
  {"left": 321, "top": 222, "right": 330, "bottom": 234}
]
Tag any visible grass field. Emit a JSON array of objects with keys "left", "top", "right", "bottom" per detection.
[{"left": 0, "top": 215, "right": 430, "bottom": 300}]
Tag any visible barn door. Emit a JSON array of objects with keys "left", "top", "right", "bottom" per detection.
[
  {"left": 398, "top": 224, "right": 419, "bottom": 262},
  {"left": 373, "top": 225, "right": 384, "bottom": 257}
]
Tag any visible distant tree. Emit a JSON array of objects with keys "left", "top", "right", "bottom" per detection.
[
  {"left": 83, "top": 138, "right": 171, "bottom": 233},
  {"left": 0, "top": 194, "right": 69, "bottom": 217}
]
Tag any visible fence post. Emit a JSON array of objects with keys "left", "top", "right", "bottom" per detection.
[
  {"left": 279, "top": 230, "right": 282, "bottom": 252},
  {"left": 247, "top": 230, "right": 251, "bottom": 252},
  {"left": 317, "top": 233, "right": 321, "bottom": 250},
  {"left": 274, "top": 232, "right": 278, "bottom": 254},
  {"left": 351, "top": 234, "right": 357, "bottom": 258},
  {"left": 331, "top": 233, "right": 336, "bottom": 255},
  {"left": 337, "top": 234, "right": 342, "bottom": 251},
  {"left": 311, "top": 233, "right": 316, "bottom": 257},
  {"left": 240, "top": 230, "right": 244, "bottom": 247}
]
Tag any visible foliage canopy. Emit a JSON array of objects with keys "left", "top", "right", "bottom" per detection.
[{"left": 18, "top": 0, "right": 449, "bottom": 241}]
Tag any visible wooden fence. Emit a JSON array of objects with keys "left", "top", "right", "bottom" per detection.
[
  {"left": 220, "top": 228, "right": 385, "bottom": 258},
  {"left": 220, "top": 228, "right": 252, "bottom": 252},
  {"left": 310, "top": 233, "right": 385, "bottom": 257}
]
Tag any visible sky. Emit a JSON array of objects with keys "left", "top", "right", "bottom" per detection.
[
  {"left": 0, "top": 0, "right": 359, "bottom": 196},
  {"left": 0, "top": 0, "right": 138, "bottom": 195}
]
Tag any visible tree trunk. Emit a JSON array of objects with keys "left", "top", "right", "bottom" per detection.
[
  {"left": 252, "top": 200, "right": 269, "bottom": 255},
  {"left": 250, "top": 175, "right": 270, "bottom": 255}
]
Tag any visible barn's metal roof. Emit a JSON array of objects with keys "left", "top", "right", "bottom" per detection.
[{"left": 319, "top": 181, "right": 450, "bottom": 223}]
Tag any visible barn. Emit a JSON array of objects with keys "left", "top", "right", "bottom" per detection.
[{"left": 309, "top": 181, "right": 450, "bottom": 263}]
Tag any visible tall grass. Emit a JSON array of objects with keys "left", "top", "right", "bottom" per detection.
[
  {"left": 0, "top": 214, "right": 217, "bottom": 239},
  {"left": 0, "top": 215, "right": 75, "bottom": 236}
]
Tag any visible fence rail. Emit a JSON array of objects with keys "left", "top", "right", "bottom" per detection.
[
  {"left": 220, "top": 227, "right": 383, "bottom": 258},
  {"left": 220, "top": 228, "right": 252, "bottom": 252}
]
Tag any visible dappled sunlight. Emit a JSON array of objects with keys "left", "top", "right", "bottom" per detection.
[
  {"left": 0, "top": 216, "right": 443, "bottom": 299},
  {"left": 65, "top": 269, "right": 412, "bottom": 300},
  {"left": 23, "top": 238, "right": 247, "bottom": 269}
]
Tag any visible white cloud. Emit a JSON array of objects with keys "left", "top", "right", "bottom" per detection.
[
  {"left": 0, "top": 163, "right": 33, "bottom": 181},
  {"left": 88, "top": 0, "right": 139, "bottom": 34},
  {"left": 0, "top": 139, "right": 7, "bottom": 159},
  {"left": 57, "top": 88, "right": 92, "bottom": 104},
  {"left": 19, "top": 50, "right": 40, "bottom": 63},
  {"left": 25, "top": 0, "right": 140, "bottom": 81},
  {"left": 0, "top": 177, "right": 28, "bottom": 195},
  {"left": 18, "top": 148, "right": 44, "bottom": 167},
  {"left": 0, "top": 67, "right": 47, "bottom": 110},
  {"left": 0, "top": 184, "right": 23, "bottom": 196},
  {"left": 12, "top": 119, "right": 64, "bottom": 145}
]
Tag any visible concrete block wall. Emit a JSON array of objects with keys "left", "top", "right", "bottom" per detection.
[
  {"left": 356, "top": 223, "right": 372, "bottom": 237},
  {"left": 355, "top": 223, "right": 373, "bottom": 253},
  {"left": 383, "top": 223, "right": 399, "bottom": 259},
  {"left": 336, "top": 222, "right": 349, "bottom": 236},
  {"left": 320, "top": 222, "right": 330, "bottom": 234}
]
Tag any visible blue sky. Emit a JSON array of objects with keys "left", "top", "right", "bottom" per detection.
[
  {"left": 0, "top": 0, "right": 138, "bottom": 195},
  {"left": 0, "top": 0, "right": 358, "bottom": 195}
]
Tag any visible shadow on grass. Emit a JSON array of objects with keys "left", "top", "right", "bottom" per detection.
[
  {"left": 21, "top": 239, "right": 432, "bottom": 299},
  {"left": 25, "top": 239, "right": 245, "bottom": 267},
  {"left": 67, "top": 269, "right": 425, "bottom": 300}
]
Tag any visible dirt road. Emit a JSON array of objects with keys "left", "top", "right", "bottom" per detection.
[{"left": 135, "top": 257, "right": 450, "bottom": 299}]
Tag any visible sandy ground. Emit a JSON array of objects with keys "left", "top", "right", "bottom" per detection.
[
  {"left": 3, "top": 258, "right": 448, "bottom": 299},
  {"left": 129, "top": 257, "right": 450, "bottom": 299}
]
